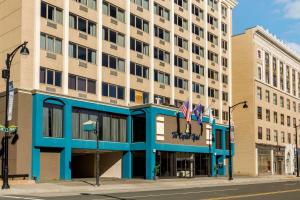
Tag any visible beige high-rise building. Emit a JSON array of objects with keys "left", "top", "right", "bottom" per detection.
[
  {"left": 232, "top": 26, "right": 300, "bottom": 176},
  {"left": 0, "top": 0, "right": 236, "bottom": 181}
]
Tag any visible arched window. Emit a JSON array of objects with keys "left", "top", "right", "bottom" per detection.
[{"left": 42, "top": 98, "right": 64, "bottom": 138}]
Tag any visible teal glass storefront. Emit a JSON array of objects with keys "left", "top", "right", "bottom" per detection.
[{"left": 32, "top": 93, "right": 233, "bottom": 181}]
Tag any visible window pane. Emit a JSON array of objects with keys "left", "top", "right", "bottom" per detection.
[
  {"left": 87, "top": 79, "right": 96, "bottom": 94},
  {"left": 78, "top": 46, "right": 87, "bottom": 61},
  {"left": 110, "top": 31, "right": 117, "bottom": 43},
  {"left": 47, "top": 36, "right": 54, "bottom": 52},
  {"left": 41, "top": 2, "right": 47, "bottom": 18},
  {"left": 111, "top": 118, "right": 119, "bottom": 141},
  {"left": 48, "top": 5, "right": 54, "bottom": 20},
  {"left": 55, "top": 71, "right": 62, "bottom": 87},
  {"left": 110, "top": 56, "right": 117, "bottom": 69},
  {"left": 69, "top": 43, "right": 77, "bottom": 58},
  {"left": 78, "top": 18, "right": 87, "bottom": 32},
  {"left": 78, "top": 77, "right": 87, "bottom": 91},
  {"left": 102, "top": 116, "right": 111, "bottom": 141},
  {"left": 56, "top": 9, "right": 63, "bottom": 24},
  {"left": 47, "top": 70, "right": 54, "bottom": 85},
  {"left": 110, "top": 5, "right": 117, "bottom": 18},
  {"left": 68, "top": 75, "right": 76, "bottom": 90},
  {"left": 136, "top": 64, "right": 142, "bottom": 76},
  {"left": 40, "top": 68, "right": 46, "bottom": 83},
  {"left": 109, "top": 84, "right": 116, "bottom": 98},
  {"left": 40, "top": 34, "right": 46, "bottom": 50},
  {"left": 102, "top": 53, "right": 108, "bottom": 67},
  {"left": 88, "top": 49, "right": 96, "bottom": 64},
  {"left": 102, "top": 82, "right": 108, "bottom": 96},
  {"left": 55, "top": 39, "right": 62, "bottom": 54},
  {"left": 69, "top": 14, "right": 76, "bottom": 29},
  {"left": 118, "top": 59, "right": 125, "bottom": 72},
  {"left": 117, "top": 86, "right": 124, "bottom": 99}
]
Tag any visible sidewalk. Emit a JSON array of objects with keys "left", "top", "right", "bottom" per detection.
[{"left": 0, "top": 175, "right": 299, "bottom": 197}]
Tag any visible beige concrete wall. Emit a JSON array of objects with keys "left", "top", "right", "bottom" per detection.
[
  {"left": 232, "top": 30, "right": 257, "bottom": 176},
  {"left": 0, "top": 91, "right": 32, "bottom": 177},
  {"left": 99, "top": 151, "right": 122, "bottom": 178},
  {"left": 40, "top": 150, "right": 60, "bottom": 181}
]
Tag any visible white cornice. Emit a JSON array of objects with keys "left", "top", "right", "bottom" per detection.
[
  {"left": 253, "top": 25, "right": 300, "bottom": 64},
  {"left": 222, "top": 0, "right": 238, "bottom": 8}
]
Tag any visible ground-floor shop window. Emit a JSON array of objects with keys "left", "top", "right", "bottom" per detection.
[
  {"left": 258, "top": 147, "right": 272, "bottom": 174},
  {"left": 72, "top": 108, "right": 127, "bottom": 142},
  {"left": 156, "top": 152, "right": 210, "bottom": 178},
  {"left": 43, "top": 103, "right": 63, "bottom": 138}
]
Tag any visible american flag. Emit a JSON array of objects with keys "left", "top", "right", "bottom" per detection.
[{"left": 180, "top": 100, "right": 191, "bottom": 122}]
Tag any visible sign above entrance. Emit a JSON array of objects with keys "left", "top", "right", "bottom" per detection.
[{"left": 171, "top": 131, "right": 200, "bottom": 141}]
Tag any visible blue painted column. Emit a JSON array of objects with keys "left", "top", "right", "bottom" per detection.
[
  {"left": 127, "top": 115, "right": 132, "bottom": 143},
  {"left": 32, "top": 147, "right": 40, "bottom": 182},
  {"left": 217, "top": 155, "right": 226, "bottom": 176},
  {"left": 211, "top": 153, "right": 216, "bottom": 176},
  {"left": 122, "top": 151, "right": 132, "bottom": 179},
  {"left": 211, "top": 119, "right": 216, "bottom": 176},
  {"left": 146, "top": 108, "right": 156, "bottom": 180},
  {"left": 122, "top": 116, "right": 132, "bottom": 179},
  {"left": 31, "top": 94, "right": 43, "bottom": 181},
  {"left": 60, "top": 103, "right": 72, "bottom": 180},
  {"left": 219, "top": 128, "right": 227, "bottom": 176}
]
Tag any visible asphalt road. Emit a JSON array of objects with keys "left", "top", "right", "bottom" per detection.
[{"left": 1, "top": 180, "right": 300, "bottom": 200}]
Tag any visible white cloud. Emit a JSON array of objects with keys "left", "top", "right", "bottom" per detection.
[
  {"left": 286, "top": 42, "right": 300, "bottom": 55},
  {"left": 275, "top": 0, "right": 300, "bottom": 19}
]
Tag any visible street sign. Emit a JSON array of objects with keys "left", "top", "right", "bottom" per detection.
[
  {"left": 0, "top": 125, "right": 17, "bottom": 133},
  {"left": 83, "top": 120, "right": 96, "bottom": 132},
  {"left": 8, "top": 81, "right": 14, "bottom": 121}
]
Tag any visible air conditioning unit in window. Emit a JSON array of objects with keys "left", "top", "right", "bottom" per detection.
[{"left": 79, "top": 5, "right": 88, "bottom": 12}]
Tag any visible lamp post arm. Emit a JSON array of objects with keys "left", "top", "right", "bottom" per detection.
[
  {"left": 229, "top": 101, "right": 247, "bottom": 112},
  {"left": 6, "top": 42, "right": 28, "bottom": 69}
]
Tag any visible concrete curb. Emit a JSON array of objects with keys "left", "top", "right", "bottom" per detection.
[{"left": 0, "top": 176, "right": 299, "bottom": 197}]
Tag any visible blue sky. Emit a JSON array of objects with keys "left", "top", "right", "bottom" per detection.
[{"left": 233, "top": 0, "right": 300, "bottom": 53}]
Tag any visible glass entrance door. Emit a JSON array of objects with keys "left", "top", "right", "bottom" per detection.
[
  {"left": 176, "top": 153, "right": 195, "bottom": 178},
  {"left": 195, "top": 153, "right": 210, "bottom": 176}
]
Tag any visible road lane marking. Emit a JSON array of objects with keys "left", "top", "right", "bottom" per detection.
[
  {"left": 2, "top": 196, "right": 44, "bottom": 200},
  {"left": 202, "top": 188, "right": 300, "bottom": 200},
  {"left": 92, "top": 188, "right": 238, "bottom": 200}
]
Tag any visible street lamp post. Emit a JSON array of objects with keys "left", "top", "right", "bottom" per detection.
[
  {"left": 228, "top": 101, "right": 248, "bottom": 181},
  {"left": 83, "top": 120, "right": 100, "bottom": 186},
  {"left": 294, "top": 125, "right": 300, "bottom": 177},
  {"left": 1, "top": 42, "right": 29, "bottom": 189}
]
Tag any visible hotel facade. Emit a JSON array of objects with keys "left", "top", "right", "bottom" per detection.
[
  {"left": 0, "top": 0, "right": 236, "bottom": 181},
  {"left": 233, "top": 26, "right": 300, "bottom": 176}
]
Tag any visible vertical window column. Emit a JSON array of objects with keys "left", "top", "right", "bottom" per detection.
[
  {"left": 63, "top": 0, "right": 70, "bottom": 94},
  {"left": 97, "top": 0, "right": 103, "bottom": 101},
  {"left": 218, "top": 1, "right": 223, "bottom": 123},
  {"left": 126, "top": 0, "right": 131, "bottom": 105},
  {"left": 149, "top": 0, "right": 154, "bottom": 103},
  {"left": 188, "top": 0, "right": 193, "bottom": 111},
  {"left": 170, "top": 0, "right": 175, "bottom": 105},
  {"left": 228, "top": 5, "right": 233, "bottom": 108},
  {"left": 204, "top": 0, "right": 209, "bottom": 108},
  {"left": 34, "top": 0, "right": 41, "bottom": 90}
]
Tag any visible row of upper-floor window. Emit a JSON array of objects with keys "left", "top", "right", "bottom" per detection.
[
  {"left": 40, "top": 66, "right": 227, "bottom": 101},
  {"left": 71, "top": 0, "right": 229, "bottom": 18},
  {"left": 40, "top": 32, "right": 228, "bottom": 68},
  {"left": 257, "top": 107, "right": 299, "bottom": 127},
  {"left": 43, "top": 10, "right": 228, "bottom": 48},
  {"left": 257, "top": 86, "right": 300, "bottom": 113},
  {"left": 257, "top": 126, "right": 300, "bottom": 144},
  {"left": 257, "top": 50, "right": 300, "bottom": 98},
  {"left": 41, "top": 1, "right": 228, "bottom": 33}
]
